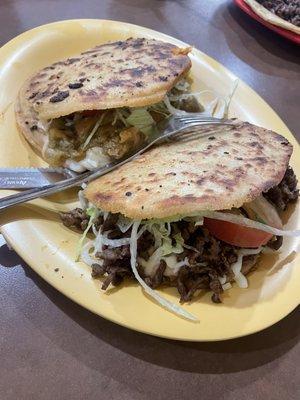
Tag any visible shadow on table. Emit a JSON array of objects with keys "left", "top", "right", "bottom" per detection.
[
  {"left": 214, "top": 2, "right": 300, "bottom": 76},
  {"left": 1, "top": 242, "right": 299, "bottom": 375}
]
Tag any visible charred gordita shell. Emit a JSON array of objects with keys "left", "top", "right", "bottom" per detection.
[
  {"left": 16, "top": 37, "right": 191, "bottom": 120},
  {"left": 14, "top": 37, "right": 191, "bottom": 162},
  {"left": 84, "top": 121, "right": 293, "bottom": 219}
]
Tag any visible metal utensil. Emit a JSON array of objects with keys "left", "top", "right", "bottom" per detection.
[
  {"left": 0, "top": 167, "right": 78, "bottom": 189},
  {"left": 0, "top": 114, "right": 233, "bottom": 211}
]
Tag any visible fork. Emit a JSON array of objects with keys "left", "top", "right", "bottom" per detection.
[{"left": 0, "top": 114, "right": 233, "bottom": 211}]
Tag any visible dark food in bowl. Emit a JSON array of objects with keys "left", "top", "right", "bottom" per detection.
[{"left": 257, "top": 0, "right": 300, "bottom": 26}]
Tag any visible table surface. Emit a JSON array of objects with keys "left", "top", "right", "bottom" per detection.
[{"left": 0, "top": 1, "right": 299, "bottom": 399}]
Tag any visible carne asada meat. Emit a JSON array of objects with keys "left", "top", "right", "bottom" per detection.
[
  {"left": 60, "top": 166, "right": 298, "bottom": 303},
  {"left": 264, "top": 166, "right": 299, "bottom": 210}
]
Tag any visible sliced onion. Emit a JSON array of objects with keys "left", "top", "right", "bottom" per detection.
[
  {"left": 92, "top": 224, "right": 98, "bottom": 237},
  {"left": 81, "top": 241, "right": 100, "bottom": 267},
  {"left": 223, "top": 79, "right": 238, "bottom": 119},
  {"left": 103, "top": 211, "right": 109, "bottom": 222},
  {"left": 245, "top": 195, "right": 282, "bottom": 229},
  {"left": 76, "top": 210, "right": 99, "bottom": 261},
  {"left": 41, "top": 134, "right": 49, "bottom": 159},
  {"left": 222, "top": 282, "right": 232, "bottom": 291},
  {"left": 183, "top": 243, "right": 201, "bottom": 253},
  {"left": 166, "top": 222, "right": 171, "bottom": 236},
  {"left": 174, "top": 79, "right": 191, "bottom": 92},
  {"left": 231, "top": 247, "right": 262, "bottom": 288},
  {"left": 195, "top": 217, "right": 204, "bottom": 226},
  {"left": 95, "top": 225, "right": 147, "bottom": 249},
  {"left": 82, "top": 113, "right": 105, "bottom": 150},
  {"left": 64, "top": 159, "right": 87, "bottom": 173},
  {"left": 202, "top": 211, "right": 300, "bottom": 237},
  {"left": 78, "top": 189, "right": 88, "bottom": 210},
  {"left": 101, "top": 233, "right": 132, "bottom": 247},
  {"left": 94, "top": 228, "right": 103, "bottom": 253},
  {"left": 37, "top": 119, "right": 52, "bottom": 132},
  {"left": 65, "top": 147, "right": 111, "bottom": 172},
  {"left": 206, "top": 97, "right": 222, "bottom": 118}
]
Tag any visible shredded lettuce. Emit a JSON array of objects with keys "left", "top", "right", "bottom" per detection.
[
  {"left": 142, "top": 222, "right": 184, "bottom": 256},
  {"left": 148, "top": 101, "right": 170, "bottom": 117},
  {"left": 77, "top": 200, "right": 299, "bottom": 320},
  {"left": 164, "top": 232, "right": 184, "bottom": 255},
  {"left": 38, "top": 119, "right": 53, "bottom": 132},
  {"left": 169, "top": 89, "right": 214, "bottom": 103},
  {"left": 137, "top": 227, "right": 185, "bottom": 276},
  {"left": 78, "top": 214, "right": 198, "bottom": 320},
  {"left": 126, "top": 108, "right": 155, "bottom": 135},
  {"left": 76, "top": 206, "right": 99, "bottom": 261},
  {"left": 129, "top": 221, "right": 198, "bottom": 321},
  {"left": 90, "top": 224, "right": 147, "bottom": 252},
  {"left": 82, "top": 113, "right": 106, "bottom": 150},
  {"left": 86, "top": 206, "right": 97, "bottom": 218}
]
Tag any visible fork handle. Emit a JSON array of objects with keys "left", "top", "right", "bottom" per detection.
[
  {"left": 0, "top": 122, "right": 234, "bottom": 211},
  {"left": 0, "top": 146, "right": 148, "bottom": 211}
]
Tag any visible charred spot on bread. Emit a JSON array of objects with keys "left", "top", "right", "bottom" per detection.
[{"left": 49, "top": 91, "right": 69, "bottom": 103}]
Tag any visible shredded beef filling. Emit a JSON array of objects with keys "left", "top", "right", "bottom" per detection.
[
  {"left": 60, "top": 207, "right": 90, "bottom": 231},
  {"left": 264, "top": 166, "right": 299, "bottom": 211},
  {"left": 88, "top": 224, "right": 240, "bottom": 303},
  {"left": 60, "top": 207, "right": 103, "bottom": 231},
  {"left": 60, "top": 166, "right": 298, "bottom": 303}
]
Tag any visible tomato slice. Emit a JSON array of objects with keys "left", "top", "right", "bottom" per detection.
[{"left": 203, "top": 217, "right": 272, "bottom": 248}]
